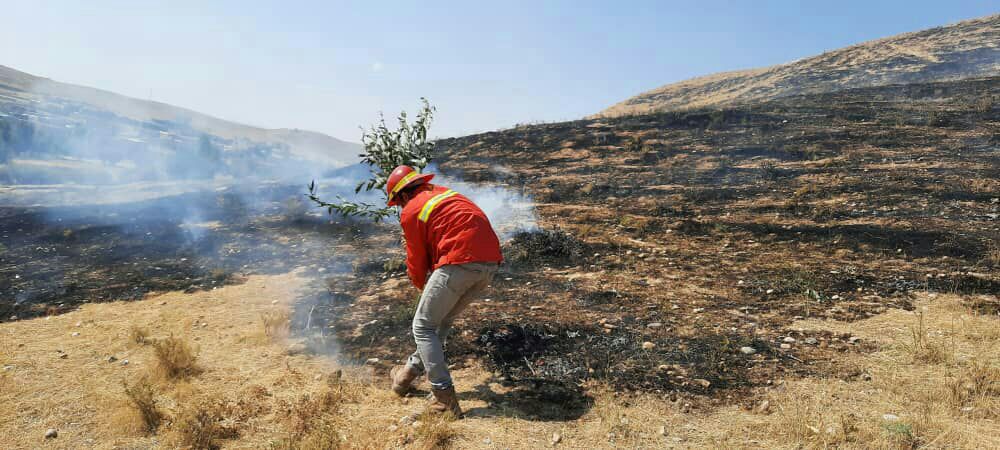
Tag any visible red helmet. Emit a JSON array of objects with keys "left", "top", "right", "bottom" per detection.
[{"left": 385, "top": 165, "right": 434, "bottom": 206}]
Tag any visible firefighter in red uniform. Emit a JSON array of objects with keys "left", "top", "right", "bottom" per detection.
[{"left": 385, "top": 165, "right": 502, "bottom": 417}]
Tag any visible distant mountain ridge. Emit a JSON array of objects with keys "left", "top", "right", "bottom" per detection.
[
  {"left": 595, "top": 14, "right": 999, "bottom": 117},
  {"left": 0, "top": 64, "right": 359, "bottom": 166}
]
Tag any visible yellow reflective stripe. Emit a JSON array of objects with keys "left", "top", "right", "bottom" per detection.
[
  {"left": 389, "top": 171, "right": 419, "bottom": 199},
  {"left": 418, "top": 190, "right": 458, "bottom": 222}
]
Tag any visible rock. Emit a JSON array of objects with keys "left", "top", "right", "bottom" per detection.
[
  {"left": 883, "top": 414, "right": 899, "bottom": 422},
  {"left": 960, "top": 406, "right": 974, "bottom": 412},
  {"left": 551, "top": 432, "right": 562, "bottom": 444},
  {"left": 642, "top": 341, "right": 656, "bottom": 350},
  {"left": 411, "top": 420, "right": 423, "bottom": 428},
  {"left": 804, "top": 337, "right": 818, "bottom": 345},
  {"left": 657, "top": 364, "right": 670, "bottom": 371},
  {"left": 45, "top": 428, "right": 58, "bottom": 439},
  {"left": 74, "top": 322, "right": 82, "bottom": 327},
  {"left": 658, "top": 425, "right": 667, "bottom": 436},
  {"left": 365, "top": 358, "right": 380, "bottom": 365},
  {"left": 780, "top": 343, "right": 792, "bottom": 350},
  {"left": 602, "top": 323, "right": 618, "bottom": 330},
  {"left": 739, "top": 346, "right": 757, "bottom": 355},
  {"left": 848, "top": 336, "right": 861, "bottom": 344},
  {"left": 121, "top": 359, "right": 129, "bottom": 366},
  {"left": 757, "top": 400, "right": 771, "bottom": 413},
  {"left": 2, "top": 365, "right": 12, "bottom": 371},
  {"left": 782, "top": 337, "right": 796, "bottom": 343},
  {"left": 681, "top": 403, "right": 692, "bottom": 413},
  {"left": 107, "top": 356, "right": 118, "bottom": 363},
  {"left": 765, "top": 289, "right": 775, "bottom": 294},
  {"left": 286, "top": 342, "right": 309, "bottom": 355},
  {"left": 646, "top": 322, "right": 663, "bottom": 329},
  {"left": 71, "top": 332, "right": 80, "bottom": 337},
  {"left": 530, "top": 305, "right": 543, "bottom": 310},
  {"left": 693, "top": 379, "right": 711, "bottom": 388},
  {"left": 59, "top": 353, "right": 69, "bottom": 359},
  {"left": 387, "top": 425, "right": 399, "bottom": 432}
]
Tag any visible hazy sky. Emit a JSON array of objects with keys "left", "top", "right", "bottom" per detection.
[{"left": 2, "top": 1, "right": 995, "bottom": 140}]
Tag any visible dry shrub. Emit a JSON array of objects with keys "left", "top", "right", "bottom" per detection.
[
  {"left": 165, "top": 395, "right": 238, "bottom": 449},
  {"left": 261, "top": 310, "right": 291, "bottom": 339},
  {"left": 129, "top": 325, "right": 150, "bottom": 346},
  {"left": 273, "top": 379, "right": 380, "bottom": 450},
  {"left": 903, "top": 312, "right": 952, "bottom": 364},
  {"left": 121, "top": 375, "right": 163, "bottom": 434},
  {"left": 948, "top": 360, "right": 1000, "bottom": 417},
  {"left": 152, "top": 335, "right": 200, "bottom": 380}
]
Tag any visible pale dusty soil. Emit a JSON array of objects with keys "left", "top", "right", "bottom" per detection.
[{"left": 1, "top": 268, "right": 997, "bottom": 449}]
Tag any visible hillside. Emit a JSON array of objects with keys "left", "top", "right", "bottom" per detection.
[
  {"left": 2, "top": 77, "right": 997, "bottom": 448},
  {"left": 0, "top": 64, "right": 360, "bottom": 180},
  {"left": 596, "top": 14, "right": 999, "bottom": 117}
]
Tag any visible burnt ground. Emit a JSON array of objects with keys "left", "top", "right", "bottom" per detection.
[
  {"left": 303, "top": 77, "right": 999, "bottom": 414},
  {"left": 2, "top": 76, "right": 998, "bottom": 418}
]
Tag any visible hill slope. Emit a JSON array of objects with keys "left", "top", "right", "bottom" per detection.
[
  {"left": 0, "top": 64, "right": 359, "bottom": 169},
  {"left": 596, "top": 14, "right": 999, "bottom": 117}
]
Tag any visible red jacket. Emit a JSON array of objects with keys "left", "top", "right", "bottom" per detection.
[{"left": 401, "top": 184, "right": 503, "bottom": 290}]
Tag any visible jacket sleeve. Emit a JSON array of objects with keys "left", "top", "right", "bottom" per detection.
[{"left": 402, "top": 215, "right": 430, "bottom": 290}]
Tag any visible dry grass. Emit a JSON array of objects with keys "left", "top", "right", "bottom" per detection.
[
  {"left": 129, "top": 324, "right": 150, "bottom": 345},
  {"left": 152, "top": 334, "right": 200, "bottom": 380},
  {"left": 121, "top": 375, "right": 164, "bottom": 434},
  {"left": 261, "top": 310, "right": 292, "bottom": 339},
  {"left": 902, "top": 311, "right": 953, "bottom": 364},
  {"left": 164, "top": 394, "right": 239, "bottom": 449}
]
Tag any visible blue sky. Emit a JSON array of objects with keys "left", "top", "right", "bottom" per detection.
[{"left": 1, "top": 1, "right": 995, "bottom": 140}]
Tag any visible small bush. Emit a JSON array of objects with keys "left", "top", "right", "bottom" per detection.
[
  {"left": 152, "top": 335, "right": 200, "bottom": 380},
  {"left": 122, "top": 376, "right": 163, "bottom": 434}
]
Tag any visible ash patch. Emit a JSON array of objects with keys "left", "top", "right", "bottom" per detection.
[
  {"left": 472, "top": 322, "right": 776, "bottom": 394},
  {"left": 504, "top": 228, "right": 585, "bottom": 266}
]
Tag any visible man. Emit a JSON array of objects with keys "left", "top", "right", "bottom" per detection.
[{"left": 384, "top": 165, "right": 503, "bottom": 417}]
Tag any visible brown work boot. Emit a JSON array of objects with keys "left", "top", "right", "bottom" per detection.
[
  {"left": 426, "top": 386, "right": 462, "bottom": 418},
  {"left": 390, "top": 365, "right": 421, "bottom": 396}
]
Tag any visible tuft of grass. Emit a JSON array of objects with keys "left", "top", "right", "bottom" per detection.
[
  {"left": 152, "top": 335, "right": 200, "bottom": 380},
  {"left": 261, "top": 310, "right": 291, "bottom": 340},
  {"left": 121, "top": 375, "right": 163, "bottom": 434},
  {"left": 904, "top": 312, "right": 952, "bottom": 364},
  {"left": 413, "top": 414, "right": 457, "bottom": 450},
  {"left": 165, "top": 395, "right": 238, "bottom": 449},
  {"left": 947, "top": 359, "right": 1000, "bottom": 416},
  {"left": 129, "top": 325, "right": 150, "bottom": 346}
]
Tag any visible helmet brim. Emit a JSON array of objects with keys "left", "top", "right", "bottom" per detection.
[{"left": 387, "top": 173, "right": 435, "bottom": 206}]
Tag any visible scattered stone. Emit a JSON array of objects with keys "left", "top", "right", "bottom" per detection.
[
  {"left": 642, "top": 341, "right": 656, "bottom": 350},
  {"left": 780, "top": 343, "right": 792, "bottom": 350},
  {"left": 883, "top": 414, "right": 899, "bottom": 422},
  {"left": 960, "top": 406, "right": 974, "bottom": 413},
  {"left": 740, "top": 346, "right": 757, "bottom": 355},
  {"left": 107, "top": 356, "right": 118, "bottom": 363},
  {"left": 551, "top": 432, "right": 562, "bottom": 444},
  {"left": 9, "top": 315, "right": 16, "bottom": 321},
  {"left": 399, "top": 415, "right": 415, "bottom": 425},
  {"left": 71, "top": 332, "right": 80, "bottom": 337},
  {"left": 692, "top": 308, "right": 705, "bottom": 313},
  {"left": 681, "top": 403, "right": 692, "bottom": 413},
  {"left": 411, "top": 420, "right": 423, "bottom": 428},
  {"left": 530, "top": 305, "right": 543, "bottom": 310},
  {"left": 74, "top": 322, "right": 82, "bottom": 327},
  {"left": 483, "top": 438, "right": 492, "bottom": 444},
  {"left": 365, "top": 358, "right": 380, "bottom": 365},
  {"left": 646, "top": 322, "right": 663, "bottom": 329},
  {"left": 658, "top": 425, "right": 667, "bottom": 436},
  {"left": 782, "top": 336, "right": 796, "bottom": 343},
  {"left": 693, "top": 378, "right": 711, "bottom": 388},
  {"left": 387, "top": 425, "right": 398, "bottom": 432},
  {"left": 758, "top": 400, "right": 771, "bottom": 413},
  {"left": 45, "top": 428, "right": 58, "bottom": 439},
  {"left": 765, "top": 289, "right": 775, "bottom": 294},
  {"left": 657, "top": 364, "right": 670, "bottom": 371},
  {"left": 803, "top": 337, "right": 818, "bottom": 345},
  {"left": 602, "top": 323, "right": 618, "bottom": 330},
  {"left": 2, "top": 365, "right": 13, "bottom": 371},
  {"left": 286, "top": 342, "right": 309, "bottom": 355},
  {"left": 848, "top": 336, "right": 861, "bottom": 344},
  {"left": 59, "top": 353, "right": 69, "bottom": 359},
  {"left": 121, "top": 359, "right": 129, "bottom": 366}
]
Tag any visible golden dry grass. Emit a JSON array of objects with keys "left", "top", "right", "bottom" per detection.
[
  {"left": 151, "top": 334, "right": 200, "bottom": 380},
  {"left": 0, "top": 272, "right": 996, "bottom": 449}
]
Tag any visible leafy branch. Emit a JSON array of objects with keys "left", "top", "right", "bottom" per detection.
[{"left": 307, "top": 98, "right": 436, "bottom": 221}]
